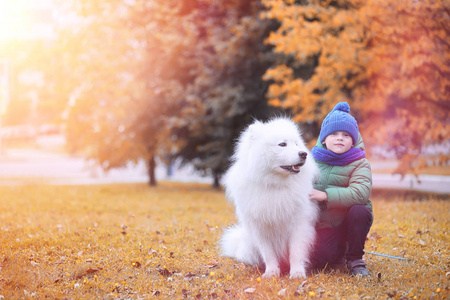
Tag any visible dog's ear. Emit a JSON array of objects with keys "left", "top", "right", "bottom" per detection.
[{"left": 248, "top": 121, "right": 264, "bottom": 141}]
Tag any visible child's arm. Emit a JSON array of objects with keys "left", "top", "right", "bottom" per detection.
[{"left": 324, "top": 159, "right": 372, "bottom": 208}]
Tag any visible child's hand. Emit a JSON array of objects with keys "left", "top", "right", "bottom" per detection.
[{"left": 310, "top": 189, "right": 328, "bottom": 203}]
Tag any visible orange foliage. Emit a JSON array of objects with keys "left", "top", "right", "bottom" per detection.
[
  {"left": 262, "top": 0, "right": 365, "bottom": 123},
  {"left": 263, "top": 0, "right": 449, "bottom": 174},
  {"left": 357, "top": 0, "right": 449, "bottom": 157}
]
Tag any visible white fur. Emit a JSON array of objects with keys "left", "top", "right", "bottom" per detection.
[{"left": 220, "top": 117, "right": 319, "bottom": 279}]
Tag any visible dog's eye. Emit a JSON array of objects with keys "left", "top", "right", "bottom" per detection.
[{"left": 278, "top": 142, "right": 287, "bottom": 147}]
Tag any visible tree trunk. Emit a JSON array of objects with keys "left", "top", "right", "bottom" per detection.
[
  {"left": 148, "top": 155, "right": 157, "bottom": 187},
  {"left": 212, "top": 173, "right": 221, "bottom": 190}
]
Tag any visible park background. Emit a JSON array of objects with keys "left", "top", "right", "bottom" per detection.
[{"left": 0, "top": 0, "right": 448, "bottom": 299}]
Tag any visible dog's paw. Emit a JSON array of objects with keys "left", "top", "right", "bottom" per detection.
[
  {"left": 289, "top": 266, "right": 307, "bottom": 279},
  {"left": 262, "top": 267, "right": 280, "bottom": 278},
  {"left": 289, "top": 271, "right": 306, "bottom": 279}
]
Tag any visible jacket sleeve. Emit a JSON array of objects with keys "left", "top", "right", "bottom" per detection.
[{"left": 325, "top": 159, "right": 372, "bottom": 209}]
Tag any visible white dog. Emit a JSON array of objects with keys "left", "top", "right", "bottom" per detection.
[{"left": 220, "top": 117, "right": 319, "bottom": 279}]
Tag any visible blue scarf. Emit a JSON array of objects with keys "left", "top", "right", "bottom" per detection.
[{"left": 311, "top": 146, "right": 366, "bottom": 166}]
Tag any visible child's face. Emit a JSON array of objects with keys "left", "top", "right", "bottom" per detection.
[{"left": 323, "top": 131, "right": 353, "bottom": 154}]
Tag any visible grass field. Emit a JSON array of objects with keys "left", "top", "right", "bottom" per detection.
[{"left": 0, "top": 182, "right": 448, "bottom": 299}]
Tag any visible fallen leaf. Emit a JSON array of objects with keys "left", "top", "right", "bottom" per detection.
[
  {"left": 206, "top": 259, "right": 218, "bottom": 268},
  {"left": 387, "top": 291, "right": 397, "bottom": 298},
  {"left": 149, "top": 249, "right": 158, "bottom": 257},
  {"left": 278, "top": 288, "right": 287, "bottom": 296},
  {"left": 86, "top": 267, "right": 101, "bottom": 274},
  {"left": 369, "top": 232, "right": 381, "bottom": 240},
  {"left": 112, "top": 284, "right": 121, "bottom": 293},
  {"left": 184, "top": 272, "right": 196, "bottom": 280},
  {"left": 24, "top": 290, "right": 36, "bottom": 297},
  {"left": 75, "top": 267, "right": 102, "bottom": 279},
  {"left": 120, "top": 225, "right": 128, "bottom": 235},
  {"left": 55, "top": 256, "right": 66, "bottom": 265},
  {"left": 297, "top": 280, "right": 309, "bottom": 292},
  {"left": 157, "top": 267, "right": 171, "bottom": 277}
]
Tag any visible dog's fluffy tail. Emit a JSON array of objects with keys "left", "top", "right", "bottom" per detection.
[{"left": 220, "top": 225, "right": 261, "bottom": 266}]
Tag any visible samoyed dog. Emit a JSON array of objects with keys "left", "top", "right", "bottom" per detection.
[{"left": 220, "top": 117, "right": 319, "bottom": 279}]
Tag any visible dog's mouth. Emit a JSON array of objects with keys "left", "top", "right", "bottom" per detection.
[{"left": 280, "top": 162, "right": 304, "bottom": 173}]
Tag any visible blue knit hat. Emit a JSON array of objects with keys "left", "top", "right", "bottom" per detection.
[{"left": 319, "top": 102, "right": 359, "bottom": 145}]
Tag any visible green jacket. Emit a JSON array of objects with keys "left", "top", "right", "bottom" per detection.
[{"left": 313, "top": 132, "right": 373, "bottom": 229}]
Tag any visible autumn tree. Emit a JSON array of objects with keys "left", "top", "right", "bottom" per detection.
[
  {"left": 262, "top": 0, "right": 365, "bottom": 126},
  {"left": 355, "top": 0, "right": 450, "bottom": 174},
  {"left": 56, "top": 0, "right": 278, "bottom": 187},
  {"left": 58, "top": 0, "right": 204, "bottom": 186},
  {"left": 263, "top": 0, "right": 449, "bottom": 174},
  {"left": 56, "top": 2, "right": 151, "bottom": 181},
  {"left": 166, "top": 1, "right": 278, "bottom": 188}
]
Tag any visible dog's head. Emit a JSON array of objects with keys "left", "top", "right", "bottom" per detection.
[{"left": 236, "top": 118, "right": 312, "bottom": 177}]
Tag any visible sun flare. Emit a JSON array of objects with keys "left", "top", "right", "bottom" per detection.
[
  {"left": 0, "top": 0, "right": 56, "bottom": 42},
  {"left": 0, "top": 0, "right": 34, "bottom": 41}
]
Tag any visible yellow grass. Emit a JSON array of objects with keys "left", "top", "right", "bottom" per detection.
[{"left": 0, "top": 182, "right": 448, "bottom": 299}]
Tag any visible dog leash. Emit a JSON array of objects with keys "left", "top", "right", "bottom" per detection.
[{"left": 364, "top": 251, "right": 409, "bottom": 261}]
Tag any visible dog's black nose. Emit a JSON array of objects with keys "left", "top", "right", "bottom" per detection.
[{"left": 298, "top": 151, "right": 307, "bottom": 160}]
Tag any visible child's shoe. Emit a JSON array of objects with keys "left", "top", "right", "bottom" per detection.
[{"left": 347, "top": 259, "right": 369, "bottom": 276}]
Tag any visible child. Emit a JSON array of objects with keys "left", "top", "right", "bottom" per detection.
[{"left": 309, "top": 101, "right": 373, "bottom": 276}]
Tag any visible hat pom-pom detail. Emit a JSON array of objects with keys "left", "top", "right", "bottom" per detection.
[{"left": 333, "top": 101, "right": 350, "bottom": 113}]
